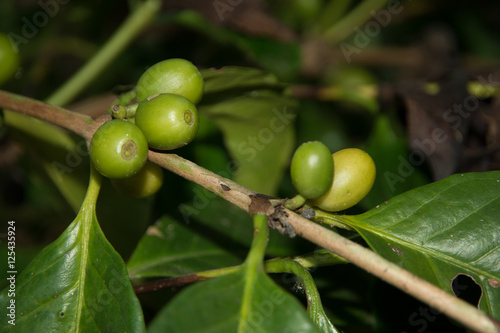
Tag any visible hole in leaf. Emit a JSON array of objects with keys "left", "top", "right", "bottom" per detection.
[
  {"left": 451, "top": 274, "right": 482, "bottom": 307},
  {"left": 60, "top": 312, "right": 64, "bottom": 318}
]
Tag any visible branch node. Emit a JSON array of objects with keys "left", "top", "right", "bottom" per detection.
[
  {"left": 270, "top": 202, "right": 297, "bottom": 238},
  {"left": 248, "top": 194, "right": 296, "bottom": 237}
]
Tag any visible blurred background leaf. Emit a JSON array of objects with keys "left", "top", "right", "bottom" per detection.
[{"left": 200, "top": 67, "right": 298, "bottom": 196}]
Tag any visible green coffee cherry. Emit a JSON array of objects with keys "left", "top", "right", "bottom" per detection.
[
  {"left": 290, "top": 141, "right": 333, "bottom": 199},
  {"left": 310, "top": 148, "right": 376, "bottom": 212},
  {"left": 111, "top": 161, "right": 163, "bottom": 198},
  {"left": 136, "top": 58, "right": 204, "bottom": 104},
  {"left": 135, "top": 93, "right": 199, "bottom": 150},
  {"left": 90, "top": 120, "right": 149, "bottom": 179}
]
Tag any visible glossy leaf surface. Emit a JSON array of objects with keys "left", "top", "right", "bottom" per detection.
[
  {"left": 0, "top": 171, "right": 145, "bottom": 332},
  {"left": 200, "top": 67, "right": 297, "bottom": 195},
  {"left": 147, "top": 268, "right": 320, "bottom": 333},
  {"left": 127, "top": 216, "right": 242, "bottom": 279},
  {"left": 148, "top": 214, "right": 320, "bottom": 332},
  {"left": 338, "top": 172, "right": 500, "bottom": 318}
]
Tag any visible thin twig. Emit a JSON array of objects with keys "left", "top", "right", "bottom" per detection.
[
  {"left": 1, "top": 90, "right": 499, "bottom": 333},
  {"left": 322, "top": 0, "right": 389, "bottom": 44},
  {"left": 0, "top": 90, "right": 101, "bottom": 141},
  {"left": 133, "top": 274, "right": 208, "bottom": 294},
  {"left": 45, "top": 0, "right": 162, "bottom": 106}
]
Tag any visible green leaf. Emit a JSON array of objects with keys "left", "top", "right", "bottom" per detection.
[
  {"left": 127, "top": 216, "right": 242, "bottom": 280},
  {"left": 199, "top": 66, "right": 298, "bottom": 196},
  {"left": 200, "top": 90, "right": 297, "bottom": 195},
  {"left": 0, "top": 169, "right": 145, "bottom": 332},
  {"left": 337, "top": 171, "right": 500, "bottom": 318},
  {"left": 147, "top": 269, "right": 320, "bottom": 333},
  {"left": 148, "top": 214, "right": 320, "bottom": 332},
  {"left": 201, "top": 67, "right": 281, "bottom": 95}
]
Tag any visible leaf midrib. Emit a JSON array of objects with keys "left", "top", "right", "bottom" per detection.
[
  {"left": 347, "top": 215, "right": 500, "bottom": 281},
  {"left": 349, "top": 175, "right": 500, "bottom": 281},
  {"left": 75, "top": 205, "right": 93, "bottom": 333},
  {"left": 364, "top": 174, "right": 498, "bottom": 229}
]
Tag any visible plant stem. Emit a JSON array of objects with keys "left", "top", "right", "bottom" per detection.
[
  {"left": 108, "top": 88, "right": 137, "bottom": 109},
  {"left": 315, "top": 0, "right": 353, "bottom": 34},
  {"left": 238, "top": 213, "right": 269, "bottom": 333},
  {"left": 288, "top": 249, "right": 349, "bottom": 268},
  {"left": 46, "top": 0, "right": 161, "bottom": 106},
  {"left": 322, "top": 0, "right": 389, "bottom": 45},
  {"left": 133, "top": 250, "right": 348, "bottom": 294},
  {"left": 133, "top": 265, "right": 242, "bottom": 294},
  {"left": 265, "top": 259, "right": 338, "bottom": 331},
  {"left": 265, "top": 259, "right": 318, "bottom": 293},
  {"left": 1, "top": 91, "right": 101, "bottom": 141},
  {"left": 244, "top": 213, "right": 269, "bottom": 270},
  {"left": 284, "top": 194, "right": 307, "bottom": 210}
]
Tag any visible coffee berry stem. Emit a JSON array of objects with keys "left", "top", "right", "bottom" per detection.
[
  {"left": 284, "top": 194, "right": 307, "bottom": 211},
  {"left": 312, "top": 208, "right": 355, "bottom": 231},
  {"left": 109, "top": 89, "right": 138, "bottom": 118},
  {"left": 111, "top": 104, "right": 127, "bottom": 119},
  {"left": 125, "top": 103, "right": 138, "bottom": 118}
]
